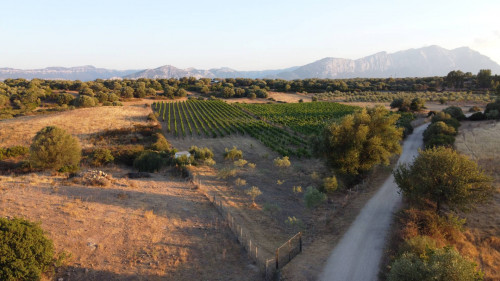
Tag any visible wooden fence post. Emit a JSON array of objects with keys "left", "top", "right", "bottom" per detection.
[
  {"left": 275, "top": 248, "right": 279, "bottom": 270},
  {"left": 299, "top": 232, "right": 302, "bottom": 252}
]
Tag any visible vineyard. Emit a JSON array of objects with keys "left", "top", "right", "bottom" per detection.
[
  {"left": 237, "top": 102, "right": 358, "bottom": 135},
  {"left": 153, "top": 100, "right": 311, "bottom": 157}
]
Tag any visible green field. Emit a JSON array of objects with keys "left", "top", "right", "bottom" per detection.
[{"left": 236, "top": 102, "right": 359, "bottom": 135}]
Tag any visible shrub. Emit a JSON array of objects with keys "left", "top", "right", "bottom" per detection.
[
  {"left": 304, "top": 186, "right": 326, "bottom": 209},
  {"left": 387, "top": 247, "right": 483, "bottom": 281},
  {"left": 30, "top": 126, "right": 81, "bottom": 171},
  {"left": 398, "top": 235, "right": 438, "bottom": 258},
  {"left": 147, "top": 112, "right": 158, "bottom": 122},
  {"left": 56, "top": 93, "right": 75, "bottom": 106},
  {"left": 91, "top": 148, "right": 114, "bottom": 166},
  {"left": 133, "top": 150, "right": 166, "bottom": 172},
  {"left": 284, "top": 216, "right": 304, "bottom": 231},
  {"left": 73, "top": 95, "right": 96, "bottom": 107},
  {"left": 189, "top": 146, "right": 214, "bottom": 160},
  {"left": 485, "top": 109, "right": 499, "bottom": 120},
  {"left": 0, "top": 145, "right": 29, "bottom": 160},
  {"left": 224, "top": 146, "right": 243, "bottom": 160},
  {"left": 217, "top": 167, "right": 237, "bottom": 179},
  {"left": 0, "top": 217, "right": 55, "bottom": 281},
  {"left": 247, "top": 163, "right": 256, "bottom": 169},
  {"left": 151, "top": 133, "right": 171, "bottom": 152},
  {"left": 431, "top": 112, "right": 460, "bottom": 129},
  {"left": 234, "top": 159, "right": 247, "bottom": 167},
  {"left": 468, "top": 112, "right": 486, "bottom": 121},
  {"left": 443, "top": 106, "right": 466, "bottom": 120},
  {"left": 175, "top": 154, "right": 193, "bottom": 167},
  {"left": 273, "top": 156, "right": 291, "bottom": 168},
  {"left": 246, "top": 186, "right": 262, "bottom": 205},
  {"left": 111, "top": 145, "right": 145, "bottom": 166},
  {"left": 204, "top": 158, "right": 216, "bottom": 166},
  {"left": 484, "top": 100, "right": 500, "bottom": 118},
  {"left": 293, "top": 186, "right": 303, "bottom": 194},
  {"left": 234, "top": 178, "right": 247, "bottom": 186},
  {"left": 468, "top": 106, "right": 481, "bottom": 112},
  {"left": 323, "top": 176, "right": 338, "bottom": 193},
  {"left": 423, "top": 121, "right": 456, "bottom": 142}
]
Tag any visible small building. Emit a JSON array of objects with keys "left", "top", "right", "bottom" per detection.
[{"left": 174, "top": 151, "right": 191, "bottom": 159}]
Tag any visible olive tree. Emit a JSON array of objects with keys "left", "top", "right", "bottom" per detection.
[
  {"left": 324, "top": 106, "right": 402, "bottom": 176},
  {"left": 30, "top": 126, "right": 81, "bottom": 171},
  {"left": 394, "top": 147, "right": 493, "bottom": 212}
]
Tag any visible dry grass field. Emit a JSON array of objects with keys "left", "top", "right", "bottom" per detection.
[
  {"left": 0, "top": 169, "right": 259, "bottom": 280},
  {"left": 0, "top": 103, "right": 152, "bottom": 148},
  {"left": 0, "top": 101, "right": 260, "bottom": 280},
  {"left": 455, "top": 120, "right": 500, "bottom": 281}
]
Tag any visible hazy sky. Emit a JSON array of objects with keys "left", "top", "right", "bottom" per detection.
[{"left": 1, "top": 0, "right": 499, "bottom": 70}]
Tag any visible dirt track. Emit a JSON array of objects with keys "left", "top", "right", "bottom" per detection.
[{"left": 319, "top": 123, "right": 429, "bottom": 281}]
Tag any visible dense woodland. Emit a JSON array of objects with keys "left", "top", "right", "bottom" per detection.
[{"left": 0, "top": 69, "right": 499, "bottom": 119}]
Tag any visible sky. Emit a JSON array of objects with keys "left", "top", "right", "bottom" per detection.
[{"left": 1, "top": 0, "right": 499, "bottom": 70}]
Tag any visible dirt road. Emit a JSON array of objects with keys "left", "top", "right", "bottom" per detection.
[{"left": 319, "top": 123, "right": 429, "bottom": 281}]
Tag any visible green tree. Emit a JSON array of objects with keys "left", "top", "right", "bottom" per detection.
[
  {"left": 394, "top": 147, "right": 493, "bottom": 212},
  {"left": 477, "top": 69, "right": 491, "bottom": 88},
  {"left": 0, "top": 217, "right": 55, "bottom": 281},
  {"left": 324, "top": 106, "right": 403, "bottom": 175},
  {"left": 30, "top": 126, "right": 81, "bottom": 171}
]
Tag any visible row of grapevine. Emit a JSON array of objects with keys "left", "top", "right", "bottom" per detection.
[
  {"left": 237, "top": 102, "right": 358, "bottom": 135},
  {"left": 152, "top": 100, "right": 312, "bottom": 157}
]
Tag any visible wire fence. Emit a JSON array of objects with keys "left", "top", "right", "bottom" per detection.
[{"left": 190, "top": 173, "right": 302, "bottom": 280}]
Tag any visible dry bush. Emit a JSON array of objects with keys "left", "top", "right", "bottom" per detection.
[{"left": 216, "top": 167, "right": 237, "bottom": 179}]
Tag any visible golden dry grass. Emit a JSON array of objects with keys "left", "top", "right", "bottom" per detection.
[
  {"left": 0, "top": 169, "right": 259, "bottom": 281},
  {"left": 0, "top": 102, "right": 151, "bottom": 148},
  {"left": 455, "top": 120, "right": 500, "bottom": 281}
]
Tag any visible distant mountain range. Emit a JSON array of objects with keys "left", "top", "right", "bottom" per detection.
[
  {"left": 0, "top": 66, "right": 138, "bottom": 81},
  {"left": 2, "top": 46, "right": 499, "bottom": 81}
]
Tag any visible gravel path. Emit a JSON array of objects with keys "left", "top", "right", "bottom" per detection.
[{"left": 319, "top": 123, "right": 429, "bottom": 281}]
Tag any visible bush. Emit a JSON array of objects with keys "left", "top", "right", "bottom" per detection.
[
  {"left": 0, "top": 145, "right": 29, "bottom": 160},
  {"left": 111, "top": 145, "right": 145, "bottom": 166},
  {"left": 91, "top": 148, "right": 114, "bottom": 166},
  {"left": 431, "top": 112, "right": 460, "bottom": 129},
  {"left": 468, "top": 112, "right": 486, "bottom": 121},
  {"left": 323, "top": 176, "right": 338, "bottom": 193},
  {"left": 468, "top": 106, "right": 481, "bottom": 112},
  {"left": 234, "top": 159, "right": 248, "bottom": 167},
  {"left": 30, "top": 126, "right": 81, "bottom": 171},
  {"left": 484, "top": 99, "right": 500, "bottom": 120},
  {"left": 304, "top": 186, "right": 326, "bottom": 209},
  {"left": 56, "top": 93, "right": 75, "bottom": 106},
  {"left": 189, "top": 146, "right": 214, "bottom": 161},
  {"left": 73, "top": 95, "right": 97, "bottom": 107},
  {"left": 147, "top": 112, "right": 158, "bottom": 122},
  {"left": 485, "top": 109, "right": 499, "bottom": 120},
  {"left": 151, "top": 133, "right": 171, "bottom": 152},
  {"left": 398, "top": 235, "right": 438, "bottom": 258},
  {"left": 133, "top": 150, "right": 166, "bottom": 172},
  {"left": 388, "top": 247, "right": 483, "bottom": 281},
  {"left": 0, "top": 217, "right": 55, "bottom": 281},
  {"left": 224, "top": 146, "right": 243, "bottom": 160},
  {"left": 423, "top": 121, "right": 456, "bottom": 142},
  {"left": 245, "top": 186, "right": 262, "bottom": 205},
  {"left": 443, "top": 106, "right": 466, "bottom": 120},
  {"left": 216, "top": 167, "right": 237, "bottom": 179},
  {"left": 273, "top": 156, "right": 291, "bottom": 168}
]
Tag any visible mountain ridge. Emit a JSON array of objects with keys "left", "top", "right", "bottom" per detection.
[{"left": 1, "top": 46, "right": 499, "bottom": 81}]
